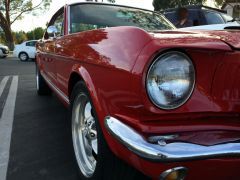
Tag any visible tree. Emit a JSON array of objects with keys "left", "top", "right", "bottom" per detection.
[
  {"left": 13, "top": 31, "right": 27, "bottom": 44},
  {"left": 26, "top": 27, "right": 45, "bottom": 40},
  {"left": 0, "top": 0, "right": 51, "bottom": 50},
  {"left": 215, "top": 0, "right": 225, "bottom": 6},
  {"left": 153, "top": 0, "right": 206, "bottom": 11},
  {"left": 214, "top": 0, "right": 235, "bottom": 7},
  {"left": 0, "top": 31, "right": 6, "bottom": 44}
]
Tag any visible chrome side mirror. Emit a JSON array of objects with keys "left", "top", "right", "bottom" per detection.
[{"left": 47, "top": 25, "right": 59, "bottom": 38}]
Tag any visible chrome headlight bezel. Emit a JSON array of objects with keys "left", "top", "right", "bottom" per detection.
[{"left": 146, "top": 51, "right": 195, "bottom": 110}]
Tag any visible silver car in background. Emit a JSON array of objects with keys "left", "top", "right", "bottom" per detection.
[{"left": 0, "top": 44, "right": 9, "bottom": 58}]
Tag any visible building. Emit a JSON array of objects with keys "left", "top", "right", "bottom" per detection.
[{"left": 222, "top": 0, "right": 240, "bottom": 18}]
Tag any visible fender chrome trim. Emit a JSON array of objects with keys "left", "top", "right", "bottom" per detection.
[{"left": 104, "top": 116, "right": 240, "bottom": 162}]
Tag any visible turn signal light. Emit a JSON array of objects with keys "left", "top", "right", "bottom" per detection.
[{"left": 159, "top": 167, "right": 187, "bottom": 180}]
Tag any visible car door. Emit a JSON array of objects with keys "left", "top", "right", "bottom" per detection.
[
  {"left": 41, "top": 8, "right": 64, "bottom": 87},
  {"left": 25, "top": 41, "right": 37, "bottom": 58},
  {"left": 29, "top": 41, "right": 37, "bottom": 58}
]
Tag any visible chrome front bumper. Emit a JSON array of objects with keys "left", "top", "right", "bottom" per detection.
[{"left": 105, "top": 116, "right": 240, "bottom": 162}]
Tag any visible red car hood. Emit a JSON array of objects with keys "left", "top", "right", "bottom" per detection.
[
  {"left": 194, "top": 30, "right": 240, "bottom": 49},
  {"left": 151, "top": 30, "right": 240, "bottom": 49}
]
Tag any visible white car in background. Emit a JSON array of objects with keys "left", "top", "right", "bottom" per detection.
[
  {"left": 0, "top": 44, "right": 9, "bottom": 58},
  {"left": 181, "top": 21, "right": 240, "bottom": 30},
  {"left": 13, "top": 40, "right": 37, "bottom": 61}
]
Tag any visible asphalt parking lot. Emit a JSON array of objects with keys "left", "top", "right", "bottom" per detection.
[{"left": 0, "top": 57, "right": 80, "bottom": 180}]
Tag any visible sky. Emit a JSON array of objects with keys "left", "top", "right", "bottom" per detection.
[{"left": 11, "top": 0, "right": 154, "bottom": 32}]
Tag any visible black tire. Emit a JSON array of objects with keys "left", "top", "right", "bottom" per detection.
[
  {"left": 19, "top": 52, "right": 29, "bottom": 61},
  {"left": 36, "top": 65, "right": 51, "bottom": 95},
  {"left": 70, "top": 82, "right": 149, "bottom": 180}
]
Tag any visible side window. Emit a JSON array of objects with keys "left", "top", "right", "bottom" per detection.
[
  {"left": 32, "top": 41, "right": 37, "bottom": 46},
  {"left": 164, "top": 12, "right": 178, "bottom": 25},
  {"left": 188, "top": 10, "right": 201, "bottom": 26},
  {"left": 204, "top": 11, "right": 225, "bottom": 24},
  {"left": 164, "top": 10, "right": 201, "bottom": 27},
  {"left": 53, "top": 13, "right": 64, "bottom": 36},
  {"left": 44, "top": 8, "right": 64, "bottom": 39},
  {"left": 26, "top": 42, "right": 31, "bottom": 46},
  {"left": 26, "top": 41, "right": 37, "bottom": 47}
]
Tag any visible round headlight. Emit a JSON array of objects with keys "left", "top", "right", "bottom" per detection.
[{"left": 146, "top": 51, "right": 195, "bottom": 110}]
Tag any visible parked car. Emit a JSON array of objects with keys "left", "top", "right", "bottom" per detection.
[
  {"left": 0, "top": 44, "right": 9, "bottom": 58},
  {"left": 181, "top": 21, "right": 240, "bottom": 30},
  {"left": 13, "top": 40, "right": 37, "bottom": 61},
  {"left": 163, "top": 5, "right": 236, "bottom": 27},
  {"left": 36, "top": 2, "right": 240, "bottom": 180}
]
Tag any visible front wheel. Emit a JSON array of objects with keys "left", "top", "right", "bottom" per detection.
[
  {"left": 70, "top": 82, "right": 146, "bottom": 180},
  {"left": 19, "top": 52, "right": 29, "bottom": 61}
]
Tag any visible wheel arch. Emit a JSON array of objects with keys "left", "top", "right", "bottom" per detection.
[
  {"left": 18, "top": 51, "right": 28, "bottom": 58},
  {"left": 68, "top": 66, "right": 104, "bottom": 115},
  {"left": 68, "top": 72, "right": 84, "bottom": 98}
]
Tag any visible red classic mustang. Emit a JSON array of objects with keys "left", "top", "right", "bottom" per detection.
[{"left": 36, "top": 2, "right": 240, "bottom": 180}]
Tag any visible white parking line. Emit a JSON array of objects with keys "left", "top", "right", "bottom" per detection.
[
  {"left": 0, "top": 76, "right": 18, "bottom": 180},
  {"left": 0, "top": 76, "right": 9, "bottom": 98}
]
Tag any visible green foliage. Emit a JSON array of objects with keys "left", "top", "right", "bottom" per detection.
[
  {"left": 153, "top": 0, "right": 207, "bottom": 11},
  {"left": 13, "top": 31, "right": 27, "bottom": 44},
  {"left": 12, "top": 27, "right": 45, "bottom": 44},
  {"left": 0, "top": 0, "right": 51, "bottom": 49},
  {"left": 0, "top": 32, "right": 6, "bottom": 44},
  {"left": 214, "top": 0, "right": 225, "bottom": 6},
  {"left": 26, "top": 27, "right": 45, "bottom": 40}
]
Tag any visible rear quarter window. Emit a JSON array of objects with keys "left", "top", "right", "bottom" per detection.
[{"left": 203, "top": 11, "right": 225, "bottom": 24}]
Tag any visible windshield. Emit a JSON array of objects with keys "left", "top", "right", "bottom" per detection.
[{"left": 69, "top": 4, "right": 175, "bottom": 33}]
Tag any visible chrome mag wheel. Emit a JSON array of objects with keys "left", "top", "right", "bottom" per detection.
[{"left": 72, "top": 93, "right": 98, "bottom": 178}]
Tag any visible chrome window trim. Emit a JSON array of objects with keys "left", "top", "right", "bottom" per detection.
[{"left": 67, "top": 5, "right": 71, "bottom": 34}]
